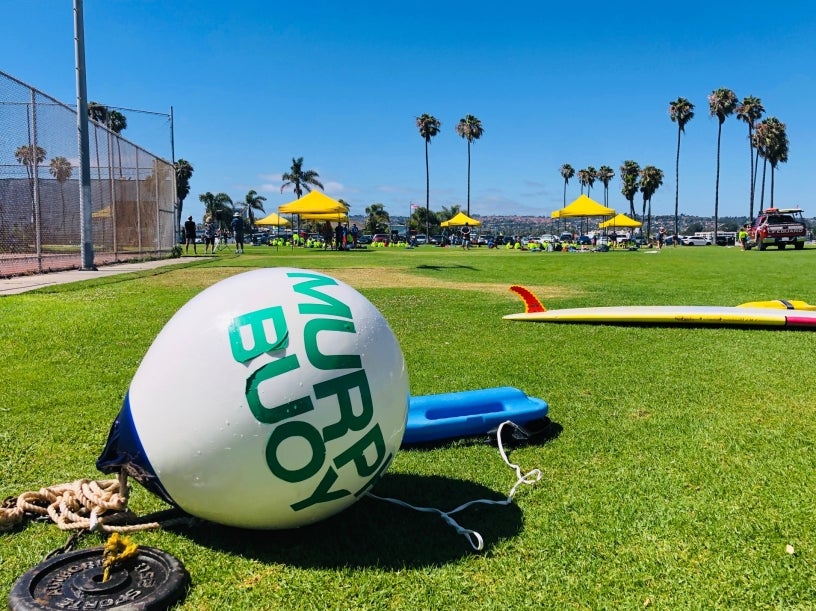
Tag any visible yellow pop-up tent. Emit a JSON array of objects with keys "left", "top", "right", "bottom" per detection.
[
  {"left": 598, "top": 213, "right": 642, "bottom": 229},
  {"left": 552, "top": 194, "right": 615, "bottom": 218},
  {"left": 440, "top": 211, "right": 481, "bottom": 227},
  {"left": 255, "top": 212, "right": 290, "bottom": 226},
  {"left": 278, "top": 190, "right": 347, "bottom": 215}
]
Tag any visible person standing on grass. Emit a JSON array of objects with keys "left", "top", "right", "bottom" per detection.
[
  {"left": 231, "top": 212, "right": 245, "bottom": 254},
  {"left": 350, "top": 223, "right": 359, "bottom": 248},
  {"left": 184, "top": 215, "right": 197, "bottom": 254},
  {"left": 658, "top": 227, "right": 666, "bottom": 250},
  {"left": 738, "top": 224, "right": 749, "bottom": 250},
  {"left": 203, "top": 216, "right": 216, "bottom": 255},
  {"left": 322, "top": 221, "right": 333, "bottom": 250},
  {"left": 461, "top": 222, "right": 472, "bottom": 250}
]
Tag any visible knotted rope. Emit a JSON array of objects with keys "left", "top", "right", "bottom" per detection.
[
  {"left": 102, "top": 532, "right": 140, "bottom": 581},
  {"left": 0, "top": 470, "right": 166, "bottom": 533}
]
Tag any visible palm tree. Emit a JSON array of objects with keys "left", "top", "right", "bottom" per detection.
[
  {"left": 364, "top": 203, "right": 390, "bottom": 235},
  {"left": 107, "top": 110, "right": 127, "bottom": 134},
  {"left": 15, "top": 144, "right": 47, "bottom": 226},
  {"left": 669, "top": 97, "right": 694, "bottom": 241},
  {"left": 107, "top": 109, "right": 128, "bottom": 181},
  {"left": 199, "top": 192, "right": 234, "bottom": 231},
  {"left": 559, "top": 164, "right": 575, "bottom": 208},
  {"left": 280, "top": 157, "right": 324, "bottom": 200},
  {"left": 174, "top": 159, "right": 194, "bottom": 220},
  {"left": 243, "top": 189, "right": 267, "bottom": 232},
  {"left": 87, "top": 101, "right": 107, "bottom": 186},
  {"left": 619, "top": 160, "right": 640, "bottom": 218},
  {"left": 416, "top": 113, "right": 441, "bottom": 238},
  {"left": 708, "top": 87, "right": 738, "bottom": 242},
  {"left": 440, "top": 204, "right": 461, "bottom": 222},
  {"left": 455, "top": 114, "right": 483, "bottom": 217},
  {"left": 585, "top": 166, "right": 596, "bottom": 196},
  {"left": 15, "top": 144, "right": 46, "bottom": 181},
  {"left": 735, "top": 96, "right": 764, "bottom": 220},
  {"left": 639, "top": 165, "right": 664, "bottom": 239},
  {"left": 753, "top": 117, "right": 788, "bottom": 209},
  {"left": 576, "top": 168, "right": 589, "bottom": 194},
  {"left": 49, "top": 156, "right": 73, "bottom": 228},
  {"left": 596, "top": 165, "right": 615, "bottom": 206}
]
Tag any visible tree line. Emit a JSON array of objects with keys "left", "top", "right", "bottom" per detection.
[
  {"left": 179, "top": 92, "right": 788, "bottom": 242},
  {"left": 557, "top": 90, "right": 789, "bottom": 241}
]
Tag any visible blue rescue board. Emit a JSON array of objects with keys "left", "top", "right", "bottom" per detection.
[{"left": 403, "top": 386, "right": 549, "bottom": 445}]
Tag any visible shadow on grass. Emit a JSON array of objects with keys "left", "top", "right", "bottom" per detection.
[
  {"left": 179, "top": 473, "right": 524, "bottom": 568},
  {"left": 415, "top": 264, "right": 479, "bottom": 272}
]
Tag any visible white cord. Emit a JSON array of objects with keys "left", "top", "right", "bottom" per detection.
[{"left": 367, "top": 420, "right": 542, "bottom": 551}]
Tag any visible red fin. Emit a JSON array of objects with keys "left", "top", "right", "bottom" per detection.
[{"left": 509, "top": 285, "right": 546, "bottom": 313}]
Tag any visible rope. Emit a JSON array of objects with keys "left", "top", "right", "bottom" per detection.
[
  {"left": 0, "top": 471, "right": 168, "bottom": 534},
  {"left": 368, "top": 420, "right": 543, "bottom": 551},
  {"left": 102, "top": 533, "right": 140, "bottom": 581}
]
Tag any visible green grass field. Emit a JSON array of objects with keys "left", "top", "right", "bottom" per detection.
[{"left": 3, "top": 244, "right": 816, "bottom": 609}]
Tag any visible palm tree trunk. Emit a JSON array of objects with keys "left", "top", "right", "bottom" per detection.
[
  {"left": 747, "top": 125, "right": 755, "bottom": 220},
  {"left": 769, "top": 165, "right": 775, "bottom": 209},
  {"left": 714, "top": 123, "right": 722, "bottom": 243},
  {"left": 60, "top": 186, "right": 66, "bottom": 240},
  {"left": 674, "top": 125, "right": 681, "bottom": 241},
  {"left": 752, "top": 144, "right": 761, "bottom": 218},
  {"left": 424, "top": 140, "right": 430, "bottom": 238},
  {"left": 759, "top": 158, "right": 767, "bottom": 213},
  {"left": 466, "top": 140, "right": 471, "bottom": 217}
]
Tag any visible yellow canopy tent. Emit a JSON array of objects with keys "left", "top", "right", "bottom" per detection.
[
  {"left": 440, "top": 211, "right": 481, "bottom": 227},
  {"left": 277, "top": 191, "right": 348, "bottom": 250},
  {"left": 551, "top": 194, "right": 615, "bottom": 218},
  {"left": 300, "top": 212, "right": 349, "bottom": 222},
  {"left": 255, "top": 212, "right": 290, "bottom": 226},
  {"left": 278, "top": 190, "right": 347, "bottom": 215},
  {"left": 598, "top": 213, "right": 642, "bottom": 229}
]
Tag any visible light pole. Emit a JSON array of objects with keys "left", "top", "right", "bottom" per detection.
[{"left": 74, "top": 0, "right": 95, "bottom": 270}]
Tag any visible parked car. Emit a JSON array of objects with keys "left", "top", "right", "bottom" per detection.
[
  {"left": 414, "top": 234, "right": 428, "bottom": 244},
  {"left": 682, "top": 236, "right": 711, "bottom": 246},
  {"left": 372, "top": 233, "right": 390, "bottom": 244},
  {"left": 357, "top": 235, "right": 373, "bottom": 245}
]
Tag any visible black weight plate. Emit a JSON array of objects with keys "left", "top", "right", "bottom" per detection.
[{"left": 8, "top": 545, "right": 189, "bottom": 610}]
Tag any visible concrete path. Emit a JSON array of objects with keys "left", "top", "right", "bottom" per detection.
[{"left": 0, "top": 257, "right": 199, "bottom": 296}]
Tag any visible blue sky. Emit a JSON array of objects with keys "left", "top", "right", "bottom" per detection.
[{"left": 3, "top": 1, "right": 815, "bottom": 222}]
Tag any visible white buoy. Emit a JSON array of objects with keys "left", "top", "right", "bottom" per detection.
[{"left": 97, "top": 268, "right": 409, "bottom": 529}]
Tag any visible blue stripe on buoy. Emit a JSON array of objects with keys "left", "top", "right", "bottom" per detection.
[{"left": 96, "top": 393, "right": 176, "bottom": 507}]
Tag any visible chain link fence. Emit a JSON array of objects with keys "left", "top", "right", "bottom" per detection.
[{"left": 0, "top": 71, "right": 176, "bottom": 278}]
